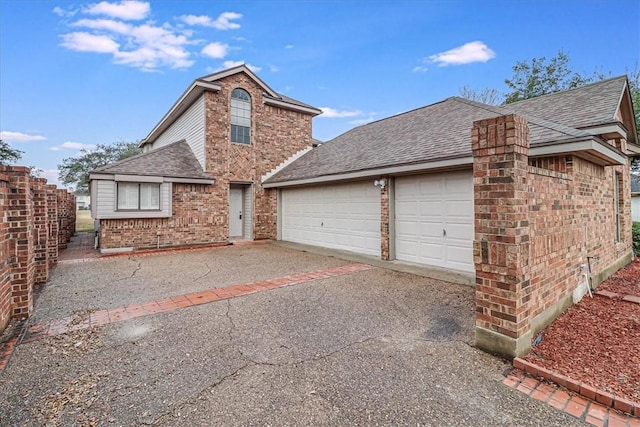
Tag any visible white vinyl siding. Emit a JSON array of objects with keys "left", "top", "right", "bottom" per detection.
[
  {"left": 632, "top": 196, "right": 640, "bottom": 222},
  {"left": 94, "top": 180, "right": 172, "bottom": 219},
  {"left": 281, "top": 181, "right": 381, "bottom": 256},
  {"left": 152, "top": 95, "right": 206, "bottom": 168},
  {"left": 395, "top": 170, "right": 474, "bottom": 273}
]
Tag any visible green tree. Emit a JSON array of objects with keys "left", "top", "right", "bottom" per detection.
[
  {"left": 504, "top": 50, "right": 593, "bottom": 104},
  {"left": 58, "top": 141, "right": 141, "bottom": 194},
  {"left": 0, "top": 139, "right": 23, "bottom": 165}
]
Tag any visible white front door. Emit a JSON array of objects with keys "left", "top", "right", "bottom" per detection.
[{"left": 229, "top": 187, "right": 243, "bottom": 237}]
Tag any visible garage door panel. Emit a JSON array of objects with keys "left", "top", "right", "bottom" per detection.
[
  {"left": 282, "top": 181, "right": 381, "bottom": 256},
  {"left": 395, "top": 171, "right": 474, "bottom": 273}
]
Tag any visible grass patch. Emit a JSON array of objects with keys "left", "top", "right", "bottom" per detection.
[
  {"left": 76, "top": 210, "right": 94, "bottom": 232},
  {"left": 633, "top": 221, "right": 640, "bottom": 256}
]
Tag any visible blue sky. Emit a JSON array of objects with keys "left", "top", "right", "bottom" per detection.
[{"left": 1, "top": 0, "right": 638, "bottom": 188}]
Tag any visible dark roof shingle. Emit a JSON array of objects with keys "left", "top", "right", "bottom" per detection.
[
  {"left": 266, "top": 77, "right": 628, "bottom": 184},
  {"left": 92, "top": 140, "right": 212, "bottom": 180}
]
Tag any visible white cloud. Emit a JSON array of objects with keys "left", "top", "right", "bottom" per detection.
[
  {"left": 179, "top": 12, "right": 242, "bottom": 30},
  {"left": 201, "top": 42, "right": 228, "bottom": 59},
  {"left": 50, "top": 142, "right": 96, "bottom": 151},
  {"left": 269, "top": 64, "right": 279, "bottom": 72},
  {"left": 428, "top": 41, "right": 495, "bottom": 66},
  {"left": 413, "top": 65, "right": 428, "bottom": 72},
  {"left": 64, "top": 18, "right": 194, "bottom": 70},
  {"left": 222, "top": 60, "right": 261, "bottom": 72},
  {"left": 285, "top": 44, "right": 294, "bottom": 49},
  {"left": 53, "top": 6, "right": 77, "bottom": 17},
  {"left": 349, "top": 116, "right": 376, "bottom": 125},
  {"left": 0, "top": 131, "right": 47, "bottom": 142},
  {"left": 61, "top": 32, "right": 120, "bottom": 53},
  {"left": 319, "top": 107, "right": 363, "bottom": 118},
  {"left": 85, "top": 1, "right": 150, "bottom": 20},
  {"left": 72, "top": 18, "right": 132, "bottom": 33}
]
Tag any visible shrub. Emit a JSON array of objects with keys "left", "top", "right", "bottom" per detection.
[{"left": 633, "top": 222, "right": 640, "bottom": 256}]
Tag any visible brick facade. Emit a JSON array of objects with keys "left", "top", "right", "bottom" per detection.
[
  {"left": 99, "top": 71, "right": 314, "bottom": 250},
  {"left": 0, "top": 166, "right": 75, "bottom": 333},
  {"left": 472, "top": 115, "right": 633, "bottom": 358}
]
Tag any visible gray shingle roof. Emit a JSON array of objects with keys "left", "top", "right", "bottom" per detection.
[
  {"left": 505, "top": 76, "right": 627, "bottom": 129},
  {"left": 266, "top": 77, "right": 628, "bottom": 184},
  {"left": 92, "top": 140, "right": 213, "bottom": 180}
]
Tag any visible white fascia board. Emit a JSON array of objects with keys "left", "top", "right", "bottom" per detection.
[
  {"left": 202, "top": 65, "right": 278, "bottom": 97},
  {"left": 263, "top": 156, "right": 473, "bottom": 188},
  {"left": 580, "top": 123, "right": 628, "bottom": 140},
  {"left": 263, "top": 98, "right": 322, "bottom": 116},
  {"left": 141, "top": 81, "right": 221, "bottom": 147},
  {"left": 89, "top": 173, "right": 114, "bottom": 180},
  {"left": 164, "top": 177, "right": 214, "bottom": 184},
  {"left": 115, "top": 174, "right": 164, "bottom": 183},
  {"left": 530, "top": 138, "right": 627, "bottom": 165}
]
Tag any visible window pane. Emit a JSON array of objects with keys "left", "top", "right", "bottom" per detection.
[
  {"left": 117, "top": 183, "right": 139, "bottom": 209},
  {"left": 231, "top": 88, "right": 251, "bottom": 144},
  {"left": 140, "top": 184, "right": 160, "bottom": 210}
]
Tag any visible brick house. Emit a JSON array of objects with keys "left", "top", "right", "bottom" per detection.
[
  {"left": 91, "top": 71, "right": 638, "bottom": 358},
  {"left": 90, "top": 65, "right": 321, "bottom": 250}
]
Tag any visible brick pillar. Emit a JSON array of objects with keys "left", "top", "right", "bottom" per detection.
[
  {"left": 31, "top": 178, "right": 49, "bottom": 285},
  {"left": 67, "top": 193, "right": 76, "bottom": 238},
  {"left": 0, "top": 170, "right": 11, "bottom": 331},
  {"left": 379, "top": 176, "right": 390, "bottom": 260},
  {"left": 57, "top": 189, "right": 68, "bottom": 250},
  {"left": 46, "top": 185, "right": 58, "bottom": 266},
  {"left": 472, "top": 114, "right": 532, "bottom": 358},
  {"left": 7, "top": 167, "right": 34, "bottom": 319}
]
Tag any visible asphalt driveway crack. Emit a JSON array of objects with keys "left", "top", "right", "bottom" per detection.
[
  {"left": 130, "top": 260, "right": 142, "bottom": 278},
  {"left": 194, "top": 262, "right": 212, "bottom": 282}
]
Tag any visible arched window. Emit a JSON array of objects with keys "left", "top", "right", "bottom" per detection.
[{"left": 231, "top": 88, "right": 251, "bottom": 144}]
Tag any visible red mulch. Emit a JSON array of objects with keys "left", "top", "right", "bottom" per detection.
[
  {"left": 523, "top": 259, "right": 640, "bottom": 403},
  {"left": 597, "top": 258, "right": 640, "bottom": 298}
]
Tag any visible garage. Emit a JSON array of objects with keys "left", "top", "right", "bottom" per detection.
[
  {"left": 281, "top": 181, "right": 381, "bottom": 256},
  {"left": 394, "top": 170, "right": 474, "bottom": 272}
]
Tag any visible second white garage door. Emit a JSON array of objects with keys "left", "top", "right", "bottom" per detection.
[
  {"left": 395, "top": 171, "right": 474, "bottom": 273},
  {"left": 281, "top": 181, "right": 381, "bottom": 256}
]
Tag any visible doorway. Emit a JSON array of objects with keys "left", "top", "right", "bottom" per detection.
[{"left": 229, "top": 184, "right": 252, "bottom": 239}]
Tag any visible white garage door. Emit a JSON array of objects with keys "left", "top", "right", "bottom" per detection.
[
  {"left": 395, "top": 171, "right": 474, "bottom": 273},
  {"left": 281, "top": 181, "right": 381, "bottom": 256}
]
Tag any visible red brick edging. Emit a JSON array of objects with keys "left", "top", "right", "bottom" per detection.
[
  {"left": 0, "top": 262, "right": 374, "bottom": 373},
  {"left": 513, "top": 357, "right": 639, "bottom": 418},
  {"left": 594, "top": 289, "right": 640, "bottom": 305}
]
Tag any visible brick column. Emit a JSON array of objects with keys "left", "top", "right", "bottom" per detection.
[
  {"left": 379, "top": 175, "right": 391, "bottom": 260},
  {"left": 46, "top": 185, "right": 58, "bottom": 266},
  {"left": 0, "top": 170, "right": 11, "bottom": 331},
  {"left": 472, "top": 114, "right": 532, "bottom": 358},
  {"left": 57, "top": 189, "right": 68, "bottom": 250},
  {"left": 7, "top": 167, "right": 34, "bottom": 319},
  {"left": 31, "top": 178, "right": 49, "bottom": 285}
]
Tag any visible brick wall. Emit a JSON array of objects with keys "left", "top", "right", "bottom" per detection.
[
  {"left": 0, "top": 166, "right": 75, "bottom": 333},
  {"left": 100, "top": 71, "right": 315, "bottom": 249},
  {"left": 99, "top": 183, "right": 227, "bottom": 250},
  {"left": 472, "top": 115, "right": 633, "bottom": 358}
]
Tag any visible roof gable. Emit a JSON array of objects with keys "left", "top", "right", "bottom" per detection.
[{"left": 201, "top": 64, "right": 278, "bottom": 98}]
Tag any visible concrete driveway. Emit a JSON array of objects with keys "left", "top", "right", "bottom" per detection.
[{"left": 0, "top": 243, "right": 584, "bottom": 426}]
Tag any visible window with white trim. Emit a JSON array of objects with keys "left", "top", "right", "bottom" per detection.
[
  {"left": 231, "top": 88, "right": 251, "bottom": 144},
  {"left": 117, "top": 183, "right": 160, "bottom": 210}
]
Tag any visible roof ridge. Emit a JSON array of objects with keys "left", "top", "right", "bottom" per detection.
[
  {"left": 93, "top": 139, "right": 186, "bottom": 172},
  {"left": 453, "top": 97, "right": 591, "bottom": 139},
  {"left": 506, "top": 75, "right": 628, "bottom": 106}
]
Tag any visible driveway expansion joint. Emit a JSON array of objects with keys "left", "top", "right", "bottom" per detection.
[{"left": 504, "top": 364, "right": 639, "bottom": 425}]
